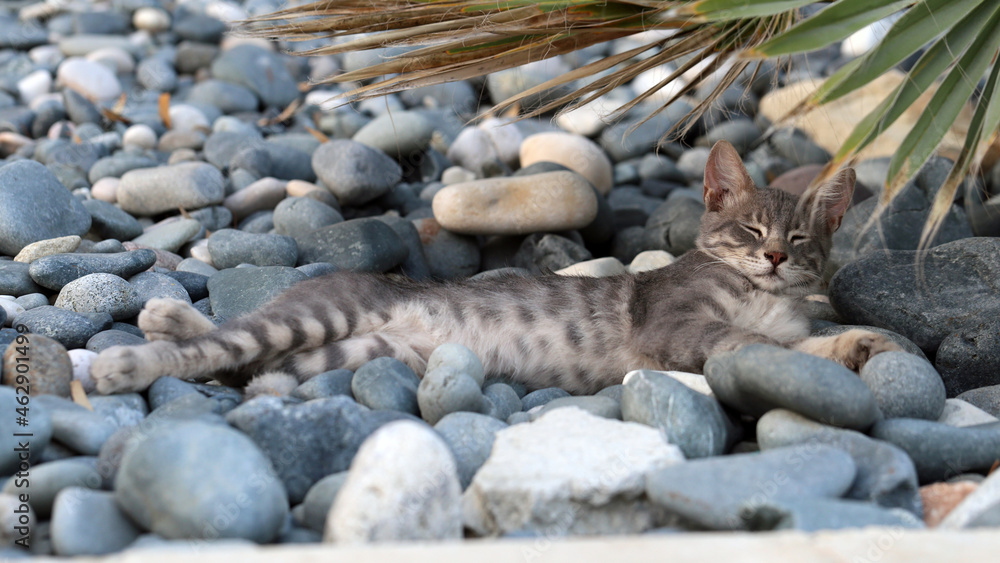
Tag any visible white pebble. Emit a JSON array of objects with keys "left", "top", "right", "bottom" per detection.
[
  {"left": 168, "top": 105, "right": 210, "bottom": 132},
  {"left": 440, "top": 166, "right": 476, "bottom": 185},
  {"left": 69, "top": 349, "right": 99, "bottom": 394},
  {"left": 629, "top": 250, "right": 676, "bottom": 273},
  {"left": 133, "top": 7, "right": 172, "bottom": 32},
  {"left": 29, "top": 45, "right": 64, "bottom": 67},
  {"left": 90, "top": 177, "right": 120, "bottom": 203},
  {"left": 84, "top": 47, "right": 135, "bottom": 74},
  {"left": 16, "top": 70, "right": 52, "bottom": 105},
  {"left": 478, "top": 118, "right": 522, "bottom": 167},
  {"left": 57, "top": 58, "right": 123, "bottom": 102},
  {"left": 123, "top": 124, "right": 158, "bottom": 151},
  {"left": 841, "top": 15, "right": 900, "bottom": 59},
  {"left": 556, "top": 257, "right": 627, "bottom": 278},
  {"left": 632, "top": 63, "right": 688, "bottom": 104}
]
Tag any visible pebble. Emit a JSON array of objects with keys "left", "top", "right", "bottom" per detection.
[
  {"left": 211, "top": 45, "right": 298, "bottom": 108},
  {"left": 519, "top": 132, "right": 613, "bottom": 194},
  {"left": 187, "top": 80, "right": 259, "bottom": 114},
  {"left": 0, "top": 493, "right": 35, "bottom": 549},
  {"left": 352, "top": 111, "right": 435, "bottom": 157},
  {"left": 870, "top": 419, "right": 1000, "bottom": 482},
  {"left": 757, "top": 409, "right": 921, "bottom": 515},
  {"left": 129, "top": 272, "right": 191, "bottom": 305},
  {"left": 90, "top": 178, "right": 120, "bottom": 203},
  {"left": 2, "top": 334, "right": 72, "bottom": 397},
  {"left": 412, "top": 218, "right": 480, "bottom": 279},
  {"left": 742, "top": 497, "right": 922, "bottom": 532},
  {"left": 68, "top": 349, "right": 98, "bottom": 393},
  {"left": 226, "top": 396, "right": 412, "bottom": 504},
  {"left": 433, "top": 172, "right": 598, "bottom": 236},
  {"left": 621, "top": 370, "right": 733, "bottom": 458},
  {"left": 311, "top": 140, "right": 402, "bottom": 206},
  {"left": 939, "top": 469, "right": 1000, "bottom": 528},
  {"left": 115, "top": 421, "right": 288, "bottom": 542},
  {"left": 0, "top": 387, "right": 52, "bottom": 474},
  {"left": 520, "top": 387, "right": 572, "bottom": 411},
  {"left": 13, "top": 236, "right": 81, "bottom": 264},
  {"left": 829, "top": 238, "right": 999, "bottom": 358},
  {"left": 483, "top": 383, "right": 522, "bottom": 421},
  {"left": 327, "top": 421, "right": 462, "bottom": 543},
  {"left": 0, "top": 262, "right": 44, "bottom": 296},
  {"left": 2, "top": 457, "right": 103, "bottom": 519},
  {"left": 921, "top": 481, "right": 979, "bottom": 527},
  {"left": 81, "top": 200, "right": 142, "bottom": 242},
  {"left": 50, "top": 488, "right": 142, "bottom": 556},
  {"left": 34, "top": 395, "right": 119, "bottom": 455},
  {"left": 556, "top": 257, "right": 627, "bottom": 277},
  {"left": 643, "top": 197, "right": 705, "bottom": 257},
  {"left": 936, "top": 319, "right": 1000, "bottom": 398},
  {"left": 646, "top": 444, "right": 857, "bottom": 530},
  {"left": 628, "top": 250, "right": 675, "bottom": 273},
  {"left": 351, "top": 357, "right": 421, "bottom": 415},
  {"left": 938, "top": 399, "right": 999, "bottom": 427},
  {"left": 465, "top": 408, "right": 684, "bottom": 536},
  {"left": 296, "top": 219, "right": 408, "bottom": 273},
  {"left": 133, "top": 7, "right": 171, "bottom": 32},
  {"left": 446, "top": 127, "right": 501, "bottom": 175},
  {"left": 704, "top": 344, "right": 880, "bottom": 429},
  {"left": 56, "top": 58, "right": 122, "bottom": 102},
  {"left": 28, "top": 249, "right": 157, "bottom": 291},
  {"left": 206, "top": 266, "right": 307, "bottom": 322},
  {"left": 433, "top": 412, "right": 507, "bottom": 490},
  {"left": 290, "top": 369, "right": 354, "bottom": 401},
  {"left": 54, "top": 274, "right": 141, "bottom": 321},
  {"left": 426, "top": 343, "right": 486, "bottom": 386},
  {"left": 117, "top": 162, "right": 226, "bottom": 216},
  {"left": 860, "top": 351, "right": 946, "bottom": 420},
  {"left": 207, "top": 229, "right": 298, "bottom": 269},
  {"left": 224, "top": 177, "right": 287, "bottom": 221},
  {"left": 0, "top": 160, "right": 92, "bottom": 256},
  {"left": 529, "top": 396, "right": 621, "bottom": 421},
  {"left": 417, "top": 366, "right": 489, "bottom": 425},
  {"left": 957, "top": 385, "right": 1000, "bottom": 417},
  {"left": 272, "top": 197, "right": 343, "bottom": 240},
  {"left": 133, "top": 219, "right": 202, "bottom": 253},
  {"left": 11, "top": 306, "right": 109, "bottom": 349}
]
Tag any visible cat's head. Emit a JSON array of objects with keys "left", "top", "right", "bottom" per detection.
[{"left": 695, "top": 140, "right": 854, "bottom": 293}]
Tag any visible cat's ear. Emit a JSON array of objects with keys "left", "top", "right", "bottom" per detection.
[
  {"left": 804, "top": 167, "right": 855, "bottom": 233},
  {"left": 703, "top": 140, "right": 755, "bottom": 212}
]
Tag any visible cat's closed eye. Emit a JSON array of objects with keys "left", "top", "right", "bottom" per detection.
[
  {"left": 741, "top": 224, "right": 763, "bottom": 239},
  {"left": 788, "top": 233, "right": 809, "bottom": 244}
]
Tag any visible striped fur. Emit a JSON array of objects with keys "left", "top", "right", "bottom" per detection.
[{"left": 90, "top": 141, "right": 898, "bottom": 395}]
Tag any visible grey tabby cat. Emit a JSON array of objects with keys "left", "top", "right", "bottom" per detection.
[{"left": 91, "top": 140, "right": 899, "bottom": 395}]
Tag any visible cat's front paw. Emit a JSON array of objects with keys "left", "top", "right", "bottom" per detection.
[
  {"left": 836, "top": 329, "right": 903, "bottom": 371},
  {"left": 91, "top": 346, "right": 155, "bottom": 394},
  {"left": 139, "top": 298, "right": 216, "bottom": 341}
]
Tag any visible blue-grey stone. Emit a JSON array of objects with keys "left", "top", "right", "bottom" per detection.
[
  {"left": 290, "top": 369, "right": 353, "bottom": 401},
  {"left": 860, "top": 351, "right": 946, "bottom": 420},
  {"left": 131, "top": 219, "right": 201, "bottom": 252},
  {"left": 161, "top": 270, "right": 209, "bottom": 301},
  {"left": 936, "top": 319, "right": 1000, "bottom": 398},
  {"left": 352, "top": 111, "right": 434, "bottom": 158},
  {"left": 147, "top": 376, "right": 200, "bottom": 411},
  {"left": 769, "top": 128, "right": 831, "bottom": 166},
  {"left": 483, "top": 383, "right": 522, "bottom": 421},
  {"left": 109, "top": 322, "right": 144, "bottom": 339},
  {"left": 210, "top": 45, "right": 298, "bottom": 109},
  {"left": 2, "top": 457, "right": 102, "bottom": 519},
  {"left": 86, "top": 330, "right": 147, "bottom": 353},
  {"left": 0, "top": 18, "right": 49, "bottom": 49},
  {"left": 596, "top": 384, "right": 624, "bottom": 402},
  {"left": 225, "top": 396, "right": 416, "bottom": 504},
  {"left": 742, "top": 498, "right": 923, "bottom": 532},
  {"left": 520, "top": 388, "right": 572, "bottom": 411},
  {"left": 300, "top": 472, "right": 347, "bottom": 533},
  {"left": 646, "top": 444, "right": 857, "bottom": 530},
  {"left": 81, "top": 199, "right": 144, "bottom": 241},
  {"left": 622, "top": 370, "right": 733, "bottom": 458},
  {"left": 870, "top": 418, "right": 1000, "bottom": 482},
  {"left": 128, "top": 271, "right": 191, "bottom": 305},
  {"left": 87, "top": 154, "right": 159, "bottom": 184},
  {"left": 352, "top": 357, "right": 421, "bottom": 415},
  {"left": 531, "top": 396, "right": 622, "bottom": 421},
  {"left": 117, "top": 162, "right": 225, "bottom": 216},
  {"left": 830, "top": 238, "right": 1000, "bottom": 357},
  {"left": 643, "top": 197, "right": 705, "bottom": 257},
  {"left": 207, "top": 229, "right": 298, "bottom": 269},
  {"left": 0, "top": 160, "right": 92, "bottom": 255},
  {"left": 63, "top": 89, "right": 102, "bottom": 125},
  {"left": 296, "top": 262, "right": 338, "bottom": 278},
  {"left": 757, "top": 409, "right": 922, "bottom": 515},
  {"left": 115, "top": 421, "right": 289, "bottom": 542},
  {"left": 434, "top": 412, "right": 507, "bottom": 489},
  {"left": 417, "top": 366, "right": 489, "bottom": 425},
  {"left": 54, "top": 273, "right": 142, "bottom": 321},
  {"left": 206, "top": 266, "right": 307, "bottom": 322},
  {"left": 12, "top": 306, "right": 108, "bottom": 349},
  {"left": 187, "top": 79, "right": 259, "bottom": 114},
  {"left": 136, "top": 56, "right": 177, "bottom": 92},
  {"left": 311, "top": 140, "right": 402, "bottom": 206},
  {"left": 704, "top": 345, "right": 880, "bottom": 430},
  {"left": 228, "top": 146, "right": 271, "bottom": 178},
  {"left": 0, "top": 386, "right": 52, "bottom": 474},
  {"left": 50, "top": 488, "right": 142, "bottom": 556},
  {"left": 412, "top": 218, "right": 480, "bottom": 279},
  {"left": 34, "top": 395, "right": 119, "bottom": 456},
  {"left": 0, "top": 261, "right": 44, "bottom": 296},
  {"left": 187, "top": 205, "right": 233, "bottom": 232},
  {"left": 957, "top": 385, "right": 1000, "bottom": 418},
  {"left": 173, "top": 13, "right": 226, "bottom": 43},
  {"left": 297, "top": 219, "right": 408, "bottom": 272},
  {"left": 237, "top": 210, "right": 274, "bottom": 233},
  {"left": 87, "top": 393, "right": 147, "bottom": 429},
  {"left": 28, "top": 250, "right": 157, "bottom": 290},
  {"left": 598, "top": 102, "right": 692, "bottom": 162},
  {"left": 273, "top": 197, "right": 343, "bottom": 240},
  {"left": 372, "top": 215, "right": 431, "bottom": 280}
]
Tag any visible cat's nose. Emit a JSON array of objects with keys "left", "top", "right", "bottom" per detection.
[{"left": 765, "top": 251, "right": 787, "bottom": 266}]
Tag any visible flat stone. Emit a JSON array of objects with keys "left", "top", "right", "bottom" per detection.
[
  {"left": 519, "top": 132, "right": 613, "bottom": 194},
  {"left": 757, "top": 409, "right": 921, "bottom": 515},
  {"left": 226, "top": 395, "right": 414, "bottom": 505},
  {"left": 432, "top": 171, "right": 598, "bottom": 236},
  {"left": 0, "top": 387, "right": 52, "bottom": 474},
  {"left": 207, "top": 229, "right": 298, "bottom": 269},
  {"left": 117, "top": 162, "right": 225, "bottom": 216},
  {"left": 870, "top": 418, "right": 1000, "bottom": 482},
  {"left": 352, "top": 111, "right": 435, "bottom": 158},
  {"left": 131, "top": 219, "right": 201, "bottom": 253},
  {"left": 28, "top": 250, "right": 157, "bottom": 290},
  {"left": 115, "top": 421, "right": 288, "bottom": 542},
  {"left": 556, "top": 257, "right": 627, "bottom": 277},
  {"left": 829, "top": 238, "right": 1000, "bottom": 357},
  {"left": 50, "top": 488, "right": 142, "bottom": 556},
  {"left": 621, "top": 370, "right": 733, "bottom": 458},
  {"left": 938, "top": 399, "right": 999, "bottom": 427},
  {"left": 54, "top": 273, "right": 142, "bottom": 321},
  {"left": 223, "top": 177, "right": 287, "bottom": 222},
  {"left": 296, "top": 219, "right": 408, "bottom": 273},
  {"left": 0, "top": 262, "right": 44, "bottom": 296},
  {"left": 327, "top": 421, "right": 462, "bottom": 543},
  {"left": 646, "top": 444, "right": 856, "bottom": 530},
  {"left": 290, "top": 369, "right": 354, "bottom": 401},
  {"left": 206, "top": 266, "right": 307, "bottom": 322},
  {"left": 81, "top": 200, "right": 144, "bottom": 241},
  {"left": 11, "top": 306, "right": 109, "bottom": 349},
  {"left": 311, "top": 140, "right": 402, "bottom": 206},
  {"left": 13, "top": 236, "right": 81, "bottom": 263},
  {"left": 0, "top": 160, "right": 92, "bottom": 256},
  {"left": 210, "top": 45, "right": 298, "bottom": 108},
  {"left": 464, "top": 408, "right": 684, "bottom": 536},
  {"left": 704, "top": 345, "right": 880, "bottom": 430},
  {"left": 742, "top": 497, "right": 922, "bottom": 532},
  {"left": 2, "top": 457, "right": 103, "bottom": 519}
]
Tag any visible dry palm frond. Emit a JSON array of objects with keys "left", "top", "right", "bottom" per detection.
[{"left": 241, "top": 0, "right": 813, "bottom": 136}]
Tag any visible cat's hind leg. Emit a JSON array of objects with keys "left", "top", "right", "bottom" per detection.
[
  {"left": 138, "top": 298, "right": 218, "bottom": 341},
  {"left": 283, "top": 332, "right": 434, "bottom": 379},
  {"left": 794, "top": 329, "right": 902, "bottom": 371}
]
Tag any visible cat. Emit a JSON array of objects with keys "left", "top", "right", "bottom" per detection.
[{"left": 90, "top": 140, "right": 900, "bottom": 396}]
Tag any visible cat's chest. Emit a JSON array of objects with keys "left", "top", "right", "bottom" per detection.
[{"left": 713, "top": 288, "right": 810, "bottom": 343}]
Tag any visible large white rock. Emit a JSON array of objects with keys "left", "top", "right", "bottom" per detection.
[
  {"left": 463, "top": 407, "right": 684, "bottom": 536},
  {"left": 520, "top": 132, "right": 613, "bottom": 194},
  {"left": 432, "top": 171, "right": 598, "bottom": 236},
  {"left": 325, "top": 421, "right": 462, "bottom": 543},
  {"left": 937, "top": 399, "right": 999, "bottom": 428},
  {"left": 56, "top": 58, "right": 122, "bottom": 102}
]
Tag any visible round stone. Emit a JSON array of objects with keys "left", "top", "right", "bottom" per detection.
[
  {"left": 117, "top": 162, "right": 225, "bottom": 216},
  {"left": 426, "top": 343, "right": 485, "bottom": 387},
  {"left": 223, "top": 177, "right": 287, "bottom": 221},
  {"left": 51, "top": 488, "right": 142, "bottom": 556},
  {"left": 115, "top": 421, "right": 288, "bottom": 542},
  {"left": 432, "top": 171, "right": 598, "bottom": 236},
  {"left": 207, "top": 229, "right": 298, "bottom": 269},
  {"left": 860, "top": 351, "right": 947, "bottom": 420},
  {"left": 296, "top": 219, "right": 408, "bottom": 272},
  {"left": 56, "top": 58, "right": 122, "bottom": 102},
  {"left": 122, "top": 124, "right": 157, "bottom": 150},
  {"left": 2, "top": 333, "right": 72, "bottom": 397},
  {"left": 417, "top": 366, "right": 489, "bottom": 425},
  {"left": 13, "top": 236, "right": 81, "bottom": 264},
  {"left": 273, "top": 197, "right": 343, "bottom": 240},
  {"left": 131, "top": 219, "right": 202, "bottom": 252},
  {"left": 351, "top": 357, "right": 421, "bottom": 415},
  {"left": 434, "top": 412, "right": 507, "bottom": 489},
  {"left": 352, "top": 111, "right": 434, "bottom": 157},
  {"left": 311, "top": 140, "right": 402, "bottom": 206},
  {"left": 519, "top": 132, "right": 612, "bottom": 194},
  {"left": 55, "top": 274, "right": 142, "bottom": 321},
  {"left": 133, "top": 7, "right": 171, "bottom": 32},
  {"left": 0, "top": 160, "right": 92, "bottom": 256}
]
